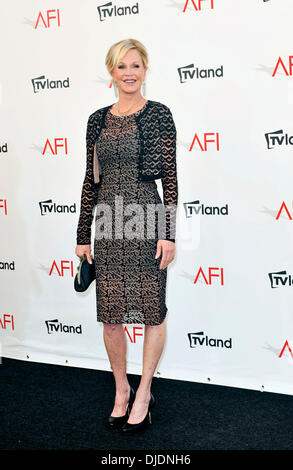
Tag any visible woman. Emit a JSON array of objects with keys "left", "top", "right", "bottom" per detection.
[{"left": 75, "top": 38, "right": 178, "bottom": 433}]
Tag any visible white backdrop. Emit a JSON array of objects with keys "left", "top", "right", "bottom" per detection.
[{"left": 1, "top": 0, "right": 293, "bottom": 396}]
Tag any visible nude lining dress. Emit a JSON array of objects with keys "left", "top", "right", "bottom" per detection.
[{"left": 92, "top": 103, "right": 168, "bottom": 325}]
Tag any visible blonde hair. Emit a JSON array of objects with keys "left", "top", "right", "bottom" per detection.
[{"left": 105, "top": 38, "right": 148, "bottom": 75}]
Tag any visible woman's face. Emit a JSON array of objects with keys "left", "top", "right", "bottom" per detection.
[{"left": 111, "top": 48, "right": 147, "bottom": 95}]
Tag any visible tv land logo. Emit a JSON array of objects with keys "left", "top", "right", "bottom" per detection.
[
  {"left": 39, "top": 199, "right": 76, "bottom": 215},
  {"left": 183, "top": 0, "right": 214, "bottom": 12},
  {"left": 188, "top": 331, "right": 232, "bottom": 349},
  {"left": 178, "top": 63, "right": 223, "bottom": 83},
  {"left": 194, "top": 267, "right": 224, "bottom": 285},
  {"left": 184, "top": 200, "right": 228, "bottom": 218},
  {"left": 268, "top": 270, "right": 293, "bottom": 288},
  {"left": 189, "top": 132, "right": 220, "bottom": 152},
  {"left": 31, "top": 75, "right": 70, "bottom": 93},
  {"left": 265, "top": 130, "right": 293, "bottom": 149},
  {"left": 97, "top": 1, "right": 139, "bottom": 21},
  {"left": 0, "top": 314, "right": 15, "bottom": 331},
  {"left": 0, "top": 261, "right": 15, "bottom": 270},
  {"left": 0, "top": 143, "right": 7, "bottom": 154},
  {"left": 45, "top": 319, "right": 82, "bottom": 334}
]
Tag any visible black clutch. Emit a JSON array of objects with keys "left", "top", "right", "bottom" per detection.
[{"left": 74, "top": 254, "right": 96, "bottom": 292}]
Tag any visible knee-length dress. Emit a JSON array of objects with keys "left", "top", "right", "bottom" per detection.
[{"left": 93, "top": 104, "right": 168, "bottom": 325}]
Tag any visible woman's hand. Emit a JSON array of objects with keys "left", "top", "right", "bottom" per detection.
[
  {"left": 75, "top": 244, "right": 93, "bottom": 264},
  {"left": 155, "top": 240, "right": 175, "bottom": 269}
]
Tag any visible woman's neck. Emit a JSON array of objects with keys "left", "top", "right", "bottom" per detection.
[
  {"left": 112, "top": 94, "right": 146, "bottom": 116},
  {"left": 117, "top": 92, "right": 144, "bottom": 109}
]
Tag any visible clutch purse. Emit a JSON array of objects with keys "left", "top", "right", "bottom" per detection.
[{"left": 74, "top": 254, "right": 95, "bottom": 292}]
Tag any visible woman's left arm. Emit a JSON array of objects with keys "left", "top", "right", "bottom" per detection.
[{"left": 156, "top": 106, "right": 178, "bottom": 269}]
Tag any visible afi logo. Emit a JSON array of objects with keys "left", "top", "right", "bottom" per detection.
[
  {"left": 183, "top": 0, "right": 214, "bottom": 12},
  {"left": 276, "top": 202, "right": 293, "bottom": 220},
  {"left": 124, "top": 326, "right": 144, "bottom": 343},
  {"left": 49, "top": 260, "right": 74, "bottom": 277},
  {"left": 272, "top": 56, "right": 293, "bottom": 77},
  {"left": 0, "top": 314, "right": 15, "bottom": 330},
  {"left": 279, "top": 340, "right": 293, "bottom": 359},
  {"left": 43, "top": 138, "right": 68, "bottom": 156},
  {"left": 0, "top": 199, "right": 7, "bottom": 215},
  {"left": 35, "top": 9, "right": 61, "bottom": 28},
  {"left": 194, "top": 267, "right": 224, "bottom": 285},
  {"left": 189, "top": 132, "right": 220, "bottom": 152}
]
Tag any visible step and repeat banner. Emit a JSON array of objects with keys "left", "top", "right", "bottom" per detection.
[{"left": 1, "top": 0, "right": 293, "bottom": 395}]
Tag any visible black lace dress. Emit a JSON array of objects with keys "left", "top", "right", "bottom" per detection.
[{"left": 92, "top": 103, "right": 168, "bottom": 325}]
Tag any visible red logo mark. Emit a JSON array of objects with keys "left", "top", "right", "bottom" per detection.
[
  {"left": 0, "top": 314, "right": 15, "bottom": 330},
  {"left": 194, "top": 267, "right": 224, "bottom": 285},
  {"left": 43, "top": 138, "right": 68, "bottom": 156},
  {"left": 124, "top": 326, "right": 144, "bottom": 343},
  {"left": 35, "top": 9, "right": 61, "bottom": 28},
  {"left": 49, "top": 260, "right": 74, "bottom": 277},
  {"left": 183, "top": 0, "right": 214, "bottom": 12},
  {"left": 189, "top": 132, "right": 220, "bottom": 152},
  {"left": 272, "top": 56, "right": 293, "bottom": 77},
  {"left": 276, "top": 201, "right": 293, "bottom": 220},
  {"left": 279, "top": 340, "right": 293, "bottom": 359},
  {"left": 0, "top": 199, "right": 7, "bottom": 215}
]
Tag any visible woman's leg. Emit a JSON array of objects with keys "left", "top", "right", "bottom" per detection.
[
  {"left": 127, "top": 316, "right": 167, "bottom": 424},
  {"left": 103, "top": 323, "right": 131, "bottom": 417}
]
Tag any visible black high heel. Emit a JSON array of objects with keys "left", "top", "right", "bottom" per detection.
[
  {"left": 107, "top": 386, "right": 135, "bottom": 429},
  {"left": 121, "top": 392, "right": 155, "bottom": 433}
]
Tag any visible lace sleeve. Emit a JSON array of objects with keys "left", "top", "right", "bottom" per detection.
[
  {"left": 159, "top": 106, "right": 178, "bottom": 243},
  {"left": 76, "top": 113, "right": 98, "bottom": 245}
]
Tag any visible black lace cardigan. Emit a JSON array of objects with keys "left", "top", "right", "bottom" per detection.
[{"left": 76, "top": 99, "right": 178, "bottom": 244}]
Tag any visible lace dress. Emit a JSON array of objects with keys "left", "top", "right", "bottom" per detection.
[{"left": 93, "top": 103, "right": 168, "bottom": 325}]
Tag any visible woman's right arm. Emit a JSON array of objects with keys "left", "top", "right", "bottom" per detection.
[{"left": 75, "top": 113, "right": 98, "bottom": 264}]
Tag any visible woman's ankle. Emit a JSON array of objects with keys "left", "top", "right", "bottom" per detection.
[{"left": 115, "top": 380, "right": 131, "bottom": 396}]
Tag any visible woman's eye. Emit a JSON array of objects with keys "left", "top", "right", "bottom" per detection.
[{"left": 118, "top": 64, "right": 140, "bottom": 69}]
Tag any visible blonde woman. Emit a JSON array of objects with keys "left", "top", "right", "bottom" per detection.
[{"left": 75, "top": 38, "right": 178, "bottom": 433}]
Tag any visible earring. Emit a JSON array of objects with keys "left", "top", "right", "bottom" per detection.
[
  {"left": 142, "top": 80, "right": 146, "bottom": 97},
  {"left": 113, "top": 79, "right": 118, "bottom": 98}
]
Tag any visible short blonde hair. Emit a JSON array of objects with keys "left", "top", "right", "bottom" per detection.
[{"left": 105, "top": 38, "right": 148, "bottom": 75}]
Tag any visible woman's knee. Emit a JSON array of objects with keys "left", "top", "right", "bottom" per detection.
[{"left": 103, "top": 323, "right": 124, "bottom": 336}]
